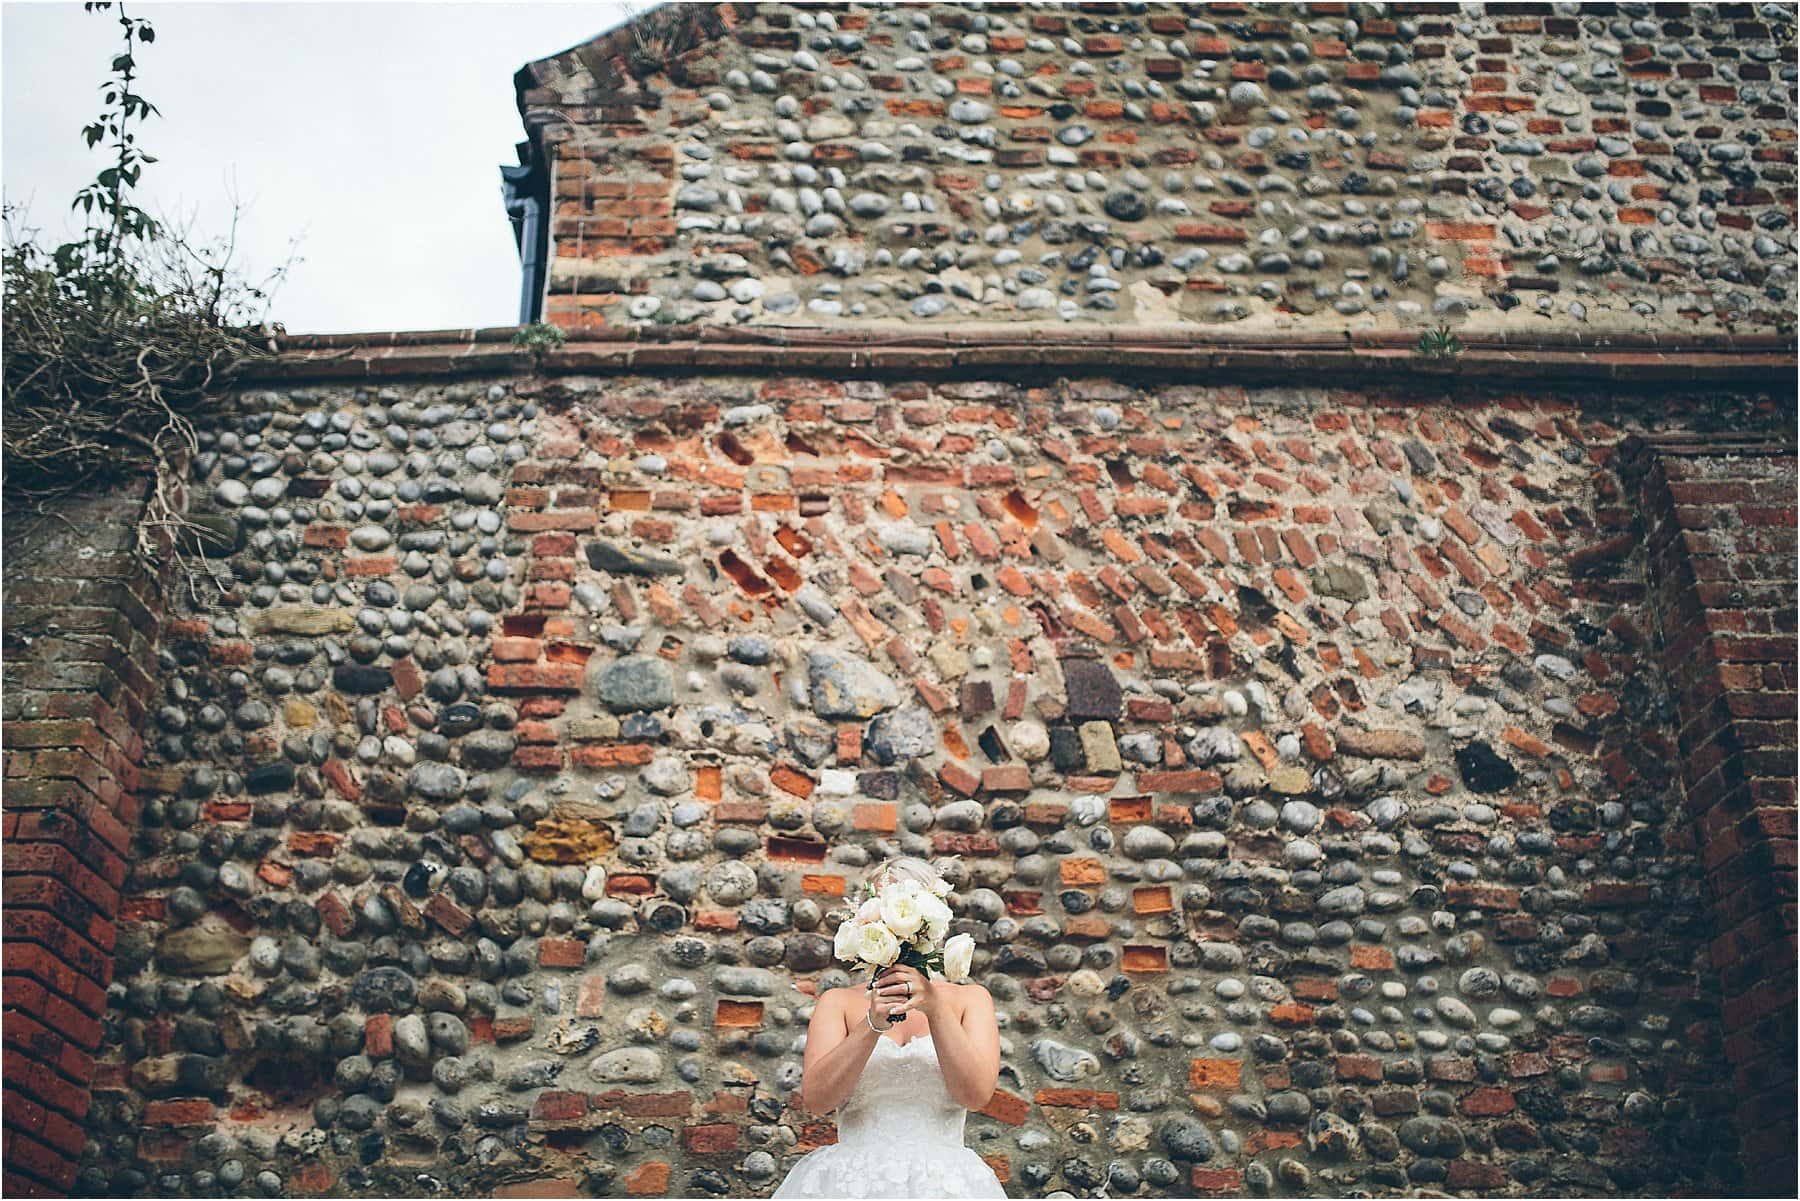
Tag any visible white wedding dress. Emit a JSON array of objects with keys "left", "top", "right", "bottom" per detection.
[{"left": 773, "top": 1033, "right": 1008, "bottom": 1199}]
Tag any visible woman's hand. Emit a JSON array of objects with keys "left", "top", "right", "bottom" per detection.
[
  {"left": 866, "top": 972, "right": 906, "bottom": 1028},
  {"left": 874, "top": 964, "right": 939, "bottom": 1020}
]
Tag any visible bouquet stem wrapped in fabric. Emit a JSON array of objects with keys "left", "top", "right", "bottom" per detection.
[{"left": 833, "top": 875, "right": 975, "bottom": 983}]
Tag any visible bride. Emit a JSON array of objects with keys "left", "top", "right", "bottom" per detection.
[{"left": 773, "top": 858, "right": 1008, "bottom": 1199}]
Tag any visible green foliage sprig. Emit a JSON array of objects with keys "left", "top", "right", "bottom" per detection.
[
  {"left": 512, "top": 321, "right": 568, "bottom": 349},
  {"left": 1415, "top": 324, "right": 1464, "bottom": 360},
  {"left": 67, "top": 2, "right": 160, "bottom": 271}
]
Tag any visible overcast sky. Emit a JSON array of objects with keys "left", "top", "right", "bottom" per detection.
[{"left": 3, "top": 1, "right": 634, "bottom": 334}]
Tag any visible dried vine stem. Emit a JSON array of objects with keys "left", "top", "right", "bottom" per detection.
[{"left": 3, "top": 204, "right": 289, "bottom": 594}]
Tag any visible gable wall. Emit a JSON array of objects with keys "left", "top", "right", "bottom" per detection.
[{"left": 517, "top": 1, "right": 1797, "bottom": 334}]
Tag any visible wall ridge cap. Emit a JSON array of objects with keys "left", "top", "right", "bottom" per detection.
[{"left": 267, "top": 324, "right": 1798, "bottom": 357}]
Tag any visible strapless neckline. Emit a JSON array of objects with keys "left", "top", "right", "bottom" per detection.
[{"left": 877, "top": 1031, "right": 932, "bottom": 1051}]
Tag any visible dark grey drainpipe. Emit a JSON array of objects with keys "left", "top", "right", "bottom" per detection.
[{"left": 501, "top": 149, "right": 547, "bottom": 325}]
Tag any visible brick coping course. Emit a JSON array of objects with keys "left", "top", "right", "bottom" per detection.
[{"left": 241, "top": 325, "right": 1798, "bottom": 387}]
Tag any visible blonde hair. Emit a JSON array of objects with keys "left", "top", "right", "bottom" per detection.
[{"left": 864, "top": 856, "right": 948, "bottom": 895}]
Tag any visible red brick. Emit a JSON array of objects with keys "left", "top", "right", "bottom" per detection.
[
  {"left": 978, "top": 1088, "right": 1030, "bottom": 1125},
  {"left": 538, "top": 938, "right": 585, "bottom": 969},
  {"left": 530, "top": 1090, "right": 590, "bottom": 1123},
  {"left": 680, "top": 1123, "right": 738, "bottom": 1155},
  {"left": 1034, "top": 1088, "right": 1118, "bottom": 1109},
  {"left": 1461, "top": 1086, "right": 1517, "bottom": 1116},
  {"left": 143, "top": 1099, "right": 214, "bottom": 1126}
]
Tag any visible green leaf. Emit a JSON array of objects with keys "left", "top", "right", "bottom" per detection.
[{"left": 137, "top": 24, "right": 153, "bottom": 42}]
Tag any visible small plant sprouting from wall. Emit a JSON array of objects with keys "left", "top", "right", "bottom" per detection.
[
  {"left": 621, "top": 3, "right": 727, "bottom": 80},
  {"left": 1415, "top": 324, "right": 1464, "bottom": 361},
  {"left": 512, "top": 320, "right": 568, "bottom": 349}
]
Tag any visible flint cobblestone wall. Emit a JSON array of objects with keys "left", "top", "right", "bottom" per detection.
[
  {"left": 53, "top": 350, "right": 1793, "bottom": 1199},
  {"left": 517, "top": 1, "right": 1798, "bottom": 334}
]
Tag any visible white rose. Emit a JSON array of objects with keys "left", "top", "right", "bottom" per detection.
[
  {"left": 833, "top": 919, "right": 861, "bottom": 963},
  {"left": 930, "top": 876, "right": 953, "bottom": 898},
  {"left": 880, "top": 884, "right": 926, "bottom": 938},
  {"left": 856, "top": 896, "right": 884, "bottom": 925},
  {"left": 916, "top": 894, "right": 952, "bottom": 945},
  {"left": 853, "top": 922, "right": 901, "bottom": 967},
  {"left": 943, "top": 933, "right": 975, "bottom": 983}
]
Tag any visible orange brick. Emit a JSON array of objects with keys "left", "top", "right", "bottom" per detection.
[
  {"left": 979, "top": 1089, "right": 1030, "bottom": 1125},
  {"left": 1269, "top": 1003, "right": 1315, "bottom": 1026},
  {"left": 852, "top": 802, "right": 897, "bottom": 832},
  {"left": 1189, "top": 1058, "right": 1243, "bottom": 1090},
  {"left": 623, "top": 1162, "right": 670, "bottom": 1196},
  {"left": 1059, "top": 857, "right": 1106, "bottom": 886},
  {"left": 494, "top": 1180, "right": 582, "bottom": 1199},
  {"left": 1426, "top": 221, "right": 1496, "bottom": 241},
  {"left": 770, "top": 764, "right": 815, "bottom": 797},
  {"left": 1122, "top": 945, "right": 1168, "bottom": 972},
  {"left": 1132, "top": 885, "right": 1173, "bottom": 914},
  {"left": 716, "top": 1000, "right": 764, "bottom": 1028},
  {"left": 1503, "top": 726, "right": 1552, "bottom": 757}
]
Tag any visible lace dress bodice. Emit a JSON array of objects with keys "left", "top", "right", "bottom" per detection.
[
  {"left": 772, "top": 1033, "right": 1008, "bottom": 1199},
  {"left": 836, "top": 1035, "right": 967, "bottom": 1147}
]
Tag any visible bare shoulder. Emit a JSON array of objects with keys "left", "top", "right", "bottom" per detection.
[
  {"left": 811, "top": 984, "right": 854, "bottom": 1026},
  {"left": 943, "top": 981, "right": 994, "bottom": 1016}
]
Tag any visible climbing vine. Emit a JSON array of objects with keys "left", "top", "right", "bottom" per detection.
[{"left": 2, "top": 2, "right": 292, "bottom": 574}]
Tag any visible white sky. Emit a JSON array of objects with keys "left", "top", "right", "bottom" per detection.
[{"left": 3, "top": 1, "right": 634, "bottom": 334}]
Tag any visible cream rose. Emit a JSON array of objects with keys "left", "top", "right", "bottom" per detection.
[
  {"left": 852, "top": 921, "right": 901, "bottom": 967},
  {"left": 879, "top": 881, "right": 926, "bottom": 938},
  {"left": 943, "top": 933, "right": 975, "bottom": 983},
  {"left": 833, "top": 918, "right": 862, "bottom": 963},
  {"left": 917, "top": 892, "right": 952, "bottom": 944}
]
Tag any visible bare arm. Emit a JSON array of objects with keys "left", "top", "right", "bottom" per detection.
[
  {"left": 796, "top": 987, "right": 886, "bottom": 1115},
  {"left": 924, "top": 985, "right": 1000, "bottom": 1110}
]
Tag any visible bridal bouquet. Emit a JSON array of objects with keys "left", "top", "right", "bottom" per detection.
[{"left": 833, "top": 875, "right": 975, "bottom": 983}]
